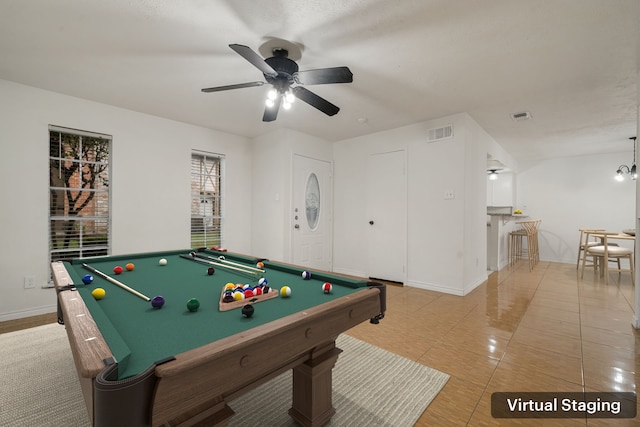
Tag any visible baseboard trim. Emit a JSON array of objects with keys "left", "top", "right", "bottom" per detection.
[{"left": 0, "top": 305, "right": 57, "bottom": 323}]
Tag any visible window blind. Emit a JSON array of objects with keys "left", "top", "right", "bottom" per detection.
[{"left": 190, "top": 151, "right": 224, "bottom": 248}]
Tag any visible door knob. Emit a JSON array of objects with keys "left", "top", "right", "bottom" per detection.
[
  {"left": 294, "top": 224, "right": 300, "bottom": 229},
  {"left": 369, "top": 220, "right": 374, "bottom": 225}
]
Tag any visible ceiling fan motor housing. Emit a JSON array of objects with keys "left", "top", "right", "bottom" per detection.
[{"left": 264, "top": 51, "right": 298, "bottom": 92}]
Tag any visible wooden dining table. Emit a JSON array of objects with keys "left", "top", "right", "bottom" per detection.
[{"left": 588, "top": 231, "right": 635, "bottom": 285}]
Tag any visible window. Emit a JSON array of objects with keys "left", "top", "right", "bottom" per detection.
[
  {"left": 191, "top": 151, "right": 223, "bottom": 248},
  {"left": 49, "top": 126, "right": 111, "bottom": 261}
]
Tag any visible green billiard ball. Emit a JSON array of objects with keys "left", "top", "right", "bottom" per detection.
[{"left": 186, "top": 298, "right": 200, "bottom": 312}]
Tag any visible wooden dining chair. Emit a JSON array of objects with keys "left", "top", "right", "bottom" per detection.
[
  {"left": 582, "top": 233, "right": 634, "bottom": 285},
  {"left": 576, "top": 228, "right": 605, "bottom": 270}
]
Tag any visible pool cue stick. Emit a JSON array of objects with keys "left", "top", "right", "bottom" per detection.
[
  {"left": 82, "top": 263, "right": 151, "bottom": 301},
  {"left": 180, "top": 254, "right": 259, "bottom": 276},
  {"left": 196, "top": 253, "right": 265, "bottom": 273}
]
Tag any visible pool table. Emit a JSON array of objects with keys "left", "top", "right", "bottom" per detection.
[{"left": 52, "top": 249, "right": 386, "bottom": 427}]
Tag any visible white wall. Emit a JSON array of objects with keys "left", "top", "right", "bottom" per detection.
[
  {"left": 0, "top": 79, "right": 253, "bottom": 321},
  {"left": 517, "top": 152, "right": 636, "bottom": 264},
  {"left": 334, "top": 113, "right": 490, "bottom": 295}
]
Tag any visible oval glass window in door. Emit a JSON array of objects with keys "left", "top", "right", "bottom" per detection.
[{"left": 305, "top": 173, "right": 320, "bottom": 230}]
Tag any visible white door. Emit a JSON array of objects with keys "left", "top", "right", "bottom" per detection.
[
  {"left": 367, "top": 150, "right": 406, "bottom": 283},
  {"left": 292, "top": 155, "right": 332, "bottom": 270}
]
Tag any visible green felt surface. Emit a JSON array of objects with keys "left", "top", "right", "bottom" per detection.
[{"left": 63, "top": 249, "right": 367, "bottom": 379}]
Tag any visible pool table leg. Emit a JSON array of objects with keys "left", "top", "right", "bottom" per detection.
[{"left": 288, "top": 341, "right": 343, "bottom": 427}]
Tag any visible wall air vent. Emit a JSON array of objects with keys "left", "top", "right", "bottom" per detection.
[
  {"left": 510, "top": 111, "right": 532, "bottom": 122},
  {"left": 427, "top": 124, "right": 453, "bottom": 142}
]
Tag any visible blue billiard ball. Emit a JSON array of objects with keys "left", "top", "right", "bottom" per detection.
[{"left": 82, "top": 274, "right": 94, "bottom": 285}]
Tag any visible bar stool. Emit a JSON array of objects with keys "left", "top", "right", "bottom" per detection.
[
  {"left": 512, "top": 220, "right": 542, "bottom": 271},
  {"left": 508, "top": 228, "right": 527, "bottom": 266},
  {"left": 576, "top": 228, "right": 605, "bottom": 270}
]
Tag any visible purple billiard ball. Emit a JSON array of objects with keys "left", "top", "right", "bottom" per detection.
[{"left": 151, "top": 295, "right": 165, "bottom": 309}]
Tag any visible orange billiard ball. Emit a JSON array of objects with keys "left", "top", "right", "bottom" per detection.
[{"left": 125, "top": 263, "right": 135, "bottom": 271}]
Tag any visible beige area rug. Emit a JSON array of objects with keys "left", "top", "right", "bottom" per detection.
[{"left": 0, "top": 323, "right": 448, "bottom": 427}]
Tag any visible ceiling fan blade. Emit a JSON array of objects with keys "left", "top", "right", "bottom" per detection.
[
  {"left": 263, "top": 96, "right": 282, "bottom": 122},
  {"left": 292, "top": 86, "right": 340, "bottom": 116},
  {"left": 229, "top": 44, "right": 278, "bottom": 78},
  {"left": 294, "top": 66, "right": 353, "bottom": 85},
  {"left": 201, "top": 81, "right": 265, "bottom": 93}
]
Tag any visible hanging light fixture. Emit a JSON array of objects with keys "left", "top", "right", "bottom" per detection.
[
  {"left": 615, "top": 137, "right": 637, "bottom": 181},
  {"left": 487, "top": 169, "right": 499, "bottom": 181}
]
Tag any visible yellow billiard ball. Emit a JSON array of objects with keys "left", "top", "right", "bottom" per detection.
[
  {"left": 280, "top": 286, "right": 291, "bottom": 298},
  {"left": 91, "top": 288, "right": 106, "bottom": 300}
]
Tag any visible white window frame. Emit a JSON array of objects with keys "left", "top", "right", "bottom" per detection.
[
  {"left": 49, "top": 125, "right": 112, "bottom": 261},
  {"left": 190, "top": 150, "right": 224, "bottom": 248}
]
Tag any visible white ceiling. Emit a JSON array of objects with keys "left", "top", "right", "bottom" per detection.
[{"left": 1, "top": 0, "right": 638, "bottom": 168}]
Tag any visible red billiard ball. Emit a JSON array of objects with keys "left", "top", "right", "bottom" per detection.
[
  {"left": 322, "top": 282, "right": 333, "bottom": 294},
  {"left": 113, "top": 266, "right": 124, "bottom": 275}
]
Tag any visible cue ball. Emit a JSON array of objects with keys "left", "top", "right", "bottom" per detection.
[
  {"left": 207, "top": 267, "right": 215, "bottom": 275},
  {"left": 113, "top": 265, "right": 124, "bottom": 275},
  {"left": 151, "top": 296, "right": 165, "bottom": 308},
  {"left": 280, "top": 286, "right": 291, "bottom": 298},
  {"left": 82, "top": 274, "right": 94, "bottom": 285},
  {"left": 301, "top": 271, "right": 311, "bottom": 280},
  {"left": 241, "top": 304, "right": 254, "bottom": 318},
  {"left": 322, "top": 282, "right": 333, "bottom": 294},
  {"left": 159, "top": 258, "right": 167, "bottom": 266},
  {"left": 186, "top": 298, "right": 200, "bottom": 312},
  {"left": 125, "top": 263, "right": 135, "bottom": 271},
  {"left": 91, "top": 288, "right": 106, "bottom": 300}
]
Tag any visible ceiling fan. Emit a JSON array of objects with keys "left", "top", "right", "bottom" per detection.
[{"left": 201, "top": 43, "right": 353, "bottom": 122}]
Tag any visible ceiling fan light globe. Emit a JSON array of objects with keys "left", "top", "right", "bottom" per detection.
[
  {"left": 283, "top": 101, "right": 291, "bottom": 110},
  {"left": 265, "top": 98, "right": 275, "bottom": 107},
  {"left": 267, "top": 89, "right": 277, "bottom": 100},
  {"left": 285, "top": 92, "right": 295, "bottom": 103}
]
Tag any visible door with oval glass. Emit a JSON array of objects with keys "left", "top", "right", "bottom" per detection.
[{"left": 292, "top": 154, "right": 332, "bottom": 270}]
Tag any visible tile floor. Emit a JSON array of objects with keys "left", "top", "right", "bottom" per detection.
[{"left": 346, "top": 260, "right": 639, "bottom": 426}]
